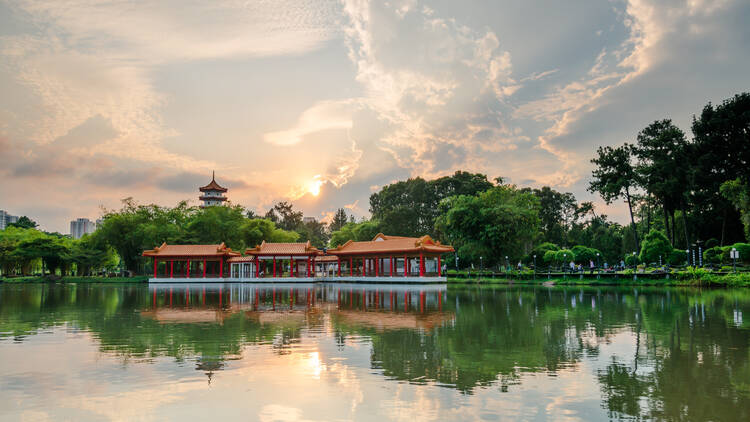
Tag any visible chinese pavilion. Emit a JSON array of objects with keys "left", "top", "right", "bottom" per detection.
[
  {"left": 142, "top": 243, "right": 240, "bottom": 280},
  {"left": 199, "top": 171, "right": 228, "bottom": 207}
]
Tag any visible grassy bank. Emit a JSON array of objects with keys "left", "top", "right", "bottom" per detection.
[
  {"left": 448, "top": 271, "right": 750, "bottom": 287},
  {"left": 0, "top": 276, "right": 149, "bottom": 284}
]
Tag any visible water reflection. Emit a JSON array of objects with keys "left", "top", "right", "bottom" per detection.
[{"left": 1, "top": 283, "right": 749, "bottom": 421}]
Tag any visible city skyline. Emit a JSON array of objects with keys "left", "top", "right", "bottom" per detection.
[{"left": 1, "top": 0, "right": 749, "bottom": 233}]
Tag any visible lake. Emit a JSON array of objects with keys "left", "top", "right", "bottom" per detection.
[{"left": 1, "top": 283, "right": 748, "bottom": 421}]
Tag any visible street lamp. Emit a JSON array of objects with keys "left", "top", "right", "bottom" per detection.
[
  {"left": 533, "top": 254, "right": 537, "bottom": 278},
  {"left": 686, "top": 249, "right": 690, "bottom": 267},
  {"left": 479, "top": 256, "right": 483, "bottom": 276},
  {"left": 505, "top": 256, "right": 509, "bottom": 272},
  {"left": 731, "top": 248, "right": 739, "bottom": 273},
  {"left": 632, "top": 252, "right": 636, "bottom": 270},
  {"left": 563, "top": 254, "right": 567, "bottom": 277}
]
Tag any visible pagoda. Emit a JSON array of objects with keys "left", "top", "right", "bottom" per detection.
[{"left": 199, "top": 171, "right": 228, "bottom": 207}]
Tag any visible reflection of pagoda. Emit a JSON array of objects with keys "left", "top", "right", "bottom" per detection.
[{"left": 199, "top": 171, "right": 228, "bottom": 207}]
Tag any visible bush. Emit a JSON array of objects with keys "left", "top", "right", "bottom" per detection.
[
  {"left": 668, "top": 249, "right": 687, "bottom": 266},
  {"left": 730, "top": 243, "right": 750, "bottom": 264},
  {"left": 703, "top": 246, "right": 725, "bottom": 265},
  {"left": 704, "top": 238, "right": 719, "bottom": 249},
  {"left": 625, "top": 254, "right": 639, "bottom": 266},
  {"left": 554, "top": 249, "right": 575, "bottom": 266},
  {"left": 571, "top": 245, "right": 602, "bottom": 264},
  {"left": 639, "top": 230, "right": 673, "bottom": 265}
]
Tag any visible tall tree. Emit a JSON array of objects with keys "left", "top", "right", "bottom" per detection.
[
  {"left": 589, "top": 145, "right": 640, "bottom": 250},
  {"left": 529, "top": 186, "right": 577, "bottom": 247},
  {"left": 329, "top": 208, "right": 349, "bottom": 233},
  {"left": 632, "top": 119, "right": 690, "bottom": 247},
  {"left": 370, "top": 171, "right": 493, "bottom": 237},
  {"left": 8, "top": 216, "right": 38, "bottom": 229}
]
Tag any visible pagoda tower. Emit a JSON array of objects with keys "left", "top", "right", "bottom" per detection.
[{"left": 199, "top": 171, "right": 228, "bottom": 207}]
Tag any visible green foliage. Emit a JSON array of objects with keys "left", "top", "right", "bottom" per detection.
[
  {"left": 625, "top": 254, "right": 639, "bottom": 266},
  {"left": 703, "top": 246, "right": 725, "bottom": 265},
  {"left": 668, "top": 249, "right": 687, "bottom": 266},
  {"left": 295, "top": 219, "right": 329, "bottom": 248},
  {"left": 529, "top": 187, "right": 577, "bottom": 246},
  {"left": 553, "top": 249, "right": 574, "bottom": 265},
  {"left": 571, "top": 245, "right": 602, "bottom": 264},
  {"left": 329, "top": 220, "right": 382, "bottom": 248},
  {"left": 638, "top": 230, "right": 673, "bottom": 264},
  {"left": 530, "top": 242, "right": 558, "bottom": 261},
  {"left": 721, "top": 179, "right": 750, "bottom": 241},
  {"left": 370, "top": 171, "right": 493, "bottom": 237},
  {"left": 328, "top": 208, "right": 349, "bottom": 233},
  {"left": 8, "top": 216, "right": 38, "bottom": 229},
  {"left": 186, "top": 204, "right": 247, "bottom": 249},
  {"left": 435, "top": 185, "right": 540, "bottom": 266},
  {"left": 729, "top": 243, "right": 750, "bottom": 263}
]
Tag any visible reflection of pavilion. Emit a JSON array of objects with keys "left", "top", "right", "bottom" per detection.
[{"left": 144, "top": 283, "right": 449, "bottom": 321}]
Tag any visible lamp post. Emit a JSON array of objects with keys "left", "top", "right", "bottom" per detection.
[
  {"left": 479, "top": 256, "right": 483, "bottom": 279},
  {"left": 505, "top": 256, "right": 509, "bottom": 272},
  {"left": 533, "top": 255, "right": 537, "bottom": 280},
  {"left": 455, "top": 253, "right": 459, "bottom": 272},
  {"left": 731, "top": 248, "right": 738, "bottom": 273},
  {"left": 563, "top": 254, "right": 567, "bottom": 278},
  {"left": 596, "top": 252, "right": 600, "bottom": 279},
  {"left": 686, "top": 249, "right": 690, "bottom": 267}
]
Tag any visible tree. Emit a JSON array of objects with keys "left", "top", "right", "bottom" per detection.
[
  {"left": 186, "top": 205, "right": 246, "bottom": 249},
  {"left": 638, "top": 230, "right": 673, "bottom": 265},
  {"left": 529, "top": 186, "right": 577, "bottom": 246},
  {"left": 329, "top": 220, "right": 382, "bottom": 248},
  {"left": 690, "top": 93, "right": 750, "bottom": 246},
  {"left": 329, "top": 208, "right": 349, "bottom": 233},
  {"left": 240, "top": 218, "right": 299, "bottom": 248},
  {"left": 589, "top": 145, "right": 640, "bottom": 251},
  {"left": 296, "top": 219, "right": 329, "bottom": 248},
  {"left": 370, "top": 171, "right": 494, "bottom": 237},
  {"left": 8, "top": 216, "right": 38, "bottom": 229},
  {"left": 435, "top": 185, "right": 540, "bottom": 266},
  {"left": 269, "top": 202, "right": 303, "bottom": 231},
  {"left": 720, "top": 179, "right": 750, "bottom": 241},
  {"left": 633, "top": 120, "right": 690, "bottom": 247}
]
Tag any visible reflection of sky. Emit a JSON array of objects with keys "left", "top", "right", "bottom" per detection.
[{"left": 0, "top": 322, "right": 639, "bottom": 421}]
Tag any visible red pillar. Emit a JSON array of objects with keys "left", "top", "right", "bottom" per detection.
[
  {"left": 419, "top": 253, "right": 424, "bottom": 277},
  {"left": 404, "top": 256, "right": 408, "bottom": 276},
  {"left": 337, "top": 257, "right": 341, "bottom": 276},
  {"left": 153, "top": 259, "right": 158, "bottom": 278},
  {"left": 273, "top": 256, "right": 277, "bottom": 277},
  {"left": 170, "top": 260, "right": 174, "bottom": 278},
  {"left": 390, "top": 256, "right": 393, "bottom": 276},
  {"left": 219, "top": 259, "right": 223, "bottom": 278},
  {"left": 437, "top": 256, "right": 441, "bottom": 277},
  {"left": 307, "top": 257, "right": 311, "bottom": 277},
  {"left": 187, "top": 260, "right": 190, "bottom": 278},
  {"left": 349, "top": 257, "right": 353, "bottom": 276},
  {"left": 255, "top": 257, "right": 259, "bottom": 278},
  {"left": 203, "top": 259, "right": 207, "bottom": 278},
  {"left": 375, "top": 257, "right": 379, "bottom": 277}
]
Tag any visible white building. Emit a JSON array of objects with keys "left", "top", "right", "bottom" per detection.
[
  {"left": 0, "top": 210, "right": 19, "bottom": 230},
  {"left": 303, "top": 217, "right": 316, "bottom": 224},
  {"left": 199, "top": 171, "right": 228, "bottom": 207},
  {"left": 70, "top": 218, "right": 96, "bottom": 239}
]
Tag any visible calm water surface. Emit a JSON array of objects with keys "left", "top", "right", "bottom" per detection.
[{"left": 1, "top": 283, "right": 749, "bottom": 421}]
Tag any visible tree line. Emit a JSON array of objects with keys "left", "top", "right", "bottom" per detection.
[{"left": 1, "top": 93, "right": 748, "bottom": 276}]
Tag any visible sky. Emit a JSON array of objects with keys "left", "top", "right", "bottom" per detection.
[{"left": 1, "top": 0, "right": 749, "bottom": 234}]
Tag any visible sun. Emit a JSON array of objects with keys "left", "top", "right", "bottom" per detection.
[{"left": 307, "top": 177, "right": 323, "bottom": 197}]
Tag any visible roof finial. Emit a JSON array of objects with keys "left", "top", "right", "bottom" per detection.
[{"left": 212, "top": 170, "right": 215, "bottom": 181}]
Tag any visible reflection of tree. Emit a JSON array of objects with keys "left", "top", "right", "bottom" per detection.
[{"left": 2, "top": 283, "right": 750, "bottom": 415}]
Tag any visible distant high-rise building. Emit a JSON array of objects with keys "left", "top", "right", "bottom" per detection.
[
  {"left": 70, "top": 218, "right": 96, "bottom": 239},
  {"left": 199, "top": 171, "right": 228, "bottom": 207},
  {"left": 303, "top": 217, "right": 316, "bottom": 224},
  {"left": 0, "top": 210, "right": 19, "bottom": 230}
]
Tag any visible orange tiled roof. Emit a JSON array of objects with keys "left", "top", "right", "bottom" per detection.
[
  {"left": 327, "top": 233, "right": 454, "bottom": 255},
  {"left": 199, "top": 172, "right": 228, "bottom": 192},
  {"left": 142, "top": 242, "right": 240, "bottom": 257},
  {"left": 245, "top": 241, "right": 320, "bottom": 256}
]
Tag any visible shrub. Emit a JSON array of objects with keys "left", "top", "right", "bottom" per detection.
[
  {"left": 704, "top": 238, "right": 719, "bottom": 249},
  {"left": 668, "top": 249, "right": 687, "bottom": 266},
  {"left": 571, "top": 245, "right": 602, "bottom": 264},
  {"left": 730, "top": 243, "right": 750, "bottom": 264},
  {"left": 554, "top": 249, "right": 575, "bottom": 266},
  {"left": 639, "top": 230, "right": 673, "bottom": 265},
  {"left": 703, "top": 246, "right": 724, "bottom": 265},
  {"left": 625, "top": 254, "right": 639, "bottom": 266}
]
